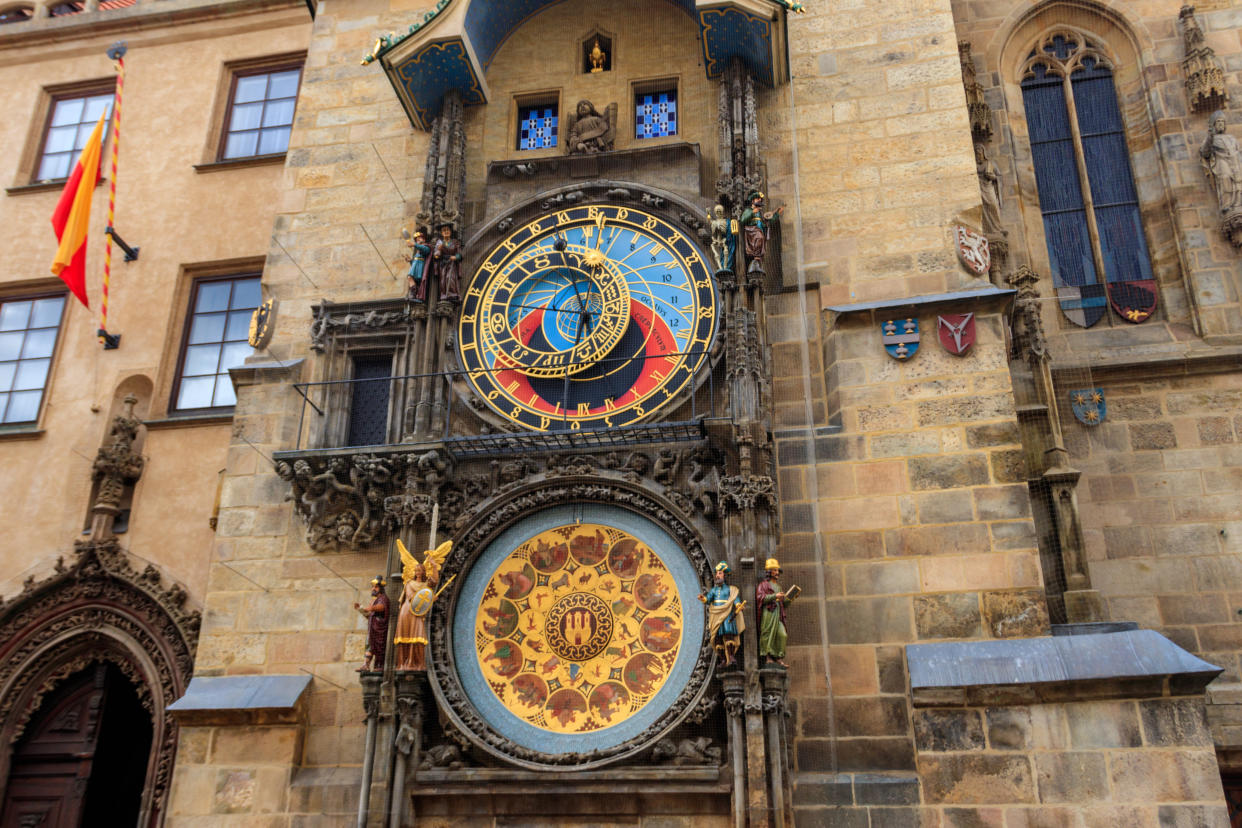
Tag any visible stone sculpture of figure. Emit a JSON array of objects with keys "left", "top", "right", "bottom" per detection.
[
  {"left": 975, "top": 143, "right": 1005, "bottom": 237},
  {"left": 566, "top": 100, "right": 615, "bottom": 155},
  {"left": 1201, "top": 110, "right": 1242, "bottom": 215},
  {"left": 431, "top": 223, "right": 462, "bottom": 302},
  {"left": 405, "top": 227, "right": 431, "bottom": 302},
  {"left": 756, "top": 557, "right": 793, "bottom": 667},
  {"left": 699, "top": 562, "right": 745, "bottom": 667},
  {"left": 738, "top": 191, "right": 782, "bottom": 273},
  {"left": 355, "top": 576, "right": 389, "bottom": 671},
  {"left": 395, "top": 539, "right": 452, "bottom": 671},
  {"left": 708, "top": 205, "right": 736, "bottom": 274}
]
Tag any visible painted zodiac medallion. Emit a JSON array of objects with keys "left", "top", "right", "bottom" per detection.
[{"left": 470, "top": 521, "right": 686, "bottom": 737}]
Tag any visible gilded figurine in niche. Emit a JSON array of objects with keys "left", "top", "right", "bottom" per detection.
[
  {"left": 354, "top": 576, "right": 389, "bottom": 671},
  {"left": 756, "top": 557, "right": 798, "bottom": 668},
  {"left": 403, "top": 226, "right": 431, "bottom": 302},
  {"left": 395, "top": 539, "right": 452, "bottom": 671},
  {"left": 699, "top": 562, "right": 745, "bottom": 667},
  {"left": 431, "top": 222, "right": 463, "bottom": 301},
  {"left": 738, "top": 191, "right": 782, "bottom": 273},
  {"left": 975, "top": 143, "right": 1005, "bottom": 238},
  {"left": 566, "top": 100, "right": 617, "bottom": 155},
  {"left": 588, "top": 39, "right": 607, "bottom": 73}
]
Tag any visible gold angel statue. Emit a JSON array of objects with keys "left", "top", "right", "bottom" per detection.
[{"left": 394, "top": 539, "right": 452, "bottom": 671}]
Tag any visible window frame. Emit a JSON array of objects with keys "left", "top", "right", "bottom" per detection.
[
  {"left": 215, "top": 58, "right": 304, "bottom": 163},
  {"left": 169, "top": 273, "right": 262, "bottom": 415},
  {"left": 632, "top": 77, "right": 679, "bottom": 141},
  {"left": 513, "top": 91, "right": 561, "bottom": 153},
  {"left": 29, "top": 81, "right": 114, "bottom": 185},
  {"left": 0, "top": 289, "right": 69, "bottom": 429},
  {"left": 1018, "top": 31, "right": 1155, "bottom": 306}
]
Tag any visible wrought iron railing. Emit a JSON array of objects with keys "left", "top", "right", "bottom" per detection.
[{"left": 284, "top": 348, "right": 719, "bottom": 458}]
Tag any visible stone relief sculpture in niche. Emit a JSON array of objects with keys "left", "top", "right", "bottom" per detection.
[
  {"left": 976, "top": 143, "right": 1005, "bottom": 239},
  {"left": 566, "top": 100, "right": 617, "bottom": 154},
  {"left": 1200, "top": 111, "right": 1242, "bottom": 247}
]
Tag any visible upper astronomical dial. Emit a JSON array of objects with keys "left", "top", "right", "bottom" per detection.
[{"left": 459, "top": 204, "right": 718, "bottom": 431}]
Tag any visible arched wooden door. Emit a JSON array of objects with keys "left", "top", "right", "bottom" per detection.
[{"left": 1, "top": 664, "right": 152, "bottom": 828}]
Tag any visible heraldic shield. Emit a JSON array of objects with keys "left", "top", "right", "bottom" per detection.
[
  {"left": 1056, "top": 283, "right": 1108, "bottom": 328},
  {"left": 1070, "top": 388, "right": 1106, "bottom": 426},
  {"left": 1107, "top": 280, "right": 1158, "bottom": 324},
  {"left": 955, "top": 226, "right": 990, "bottom": 276},
  {"left": 410, "top": 585, "right": 435, "bottom": 616},
  {"left": 937, "top": 313, "right": 975, "bottom": 356},
  {"left": 882, "top": 318, "right": 920, "bottom": 360}
]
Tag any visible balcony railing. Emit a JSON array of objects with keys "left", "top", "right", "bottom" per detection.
[{"left": 284, "top": 348, "right": 720, "bottom": 459}]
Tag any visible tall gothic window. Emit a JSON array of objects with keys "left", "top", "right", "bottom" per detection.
[{"left": 1020, "top": 31, "right": 1155, "bottom": 326}]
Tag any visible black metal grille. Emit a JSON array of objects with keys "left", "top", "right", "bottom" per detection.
[{"left": 347, "top": 356, "right": 392, "bottom": 447}]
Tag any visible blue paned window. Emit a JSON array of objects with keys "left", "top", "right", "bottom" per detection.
[
  {"left": 635, "top": 89, "right": 677, "bottom": 139},
  {"left": 518, "top": 103, "right": 558, "bottom": 150},
  {"left": 1020, "top": 36, "right": 1152, "bottom": 290}
]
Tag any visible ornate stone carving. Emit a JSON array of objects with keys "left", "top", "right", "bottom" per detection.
[
  {"left": 1200, "top": 111, "right": 1242, "bottom": 247},
  {"left": 652, "top": 737, "right": 721, "bottom": 766},
  {"left": 716, "top": 58, "right": 762, "bottom": 212},
  {"left": 1180, "top": 6, "right": 1228, "bottom": 114},
  {"left": 1008, "top": 265, "right": 1047, "bottom": 362},
  {"left": 309, "top": 303, "right": 412, "bottom": 352},
  {"left": 565, "top": 100, "right": 617, "bottom": 154},
  {"left": 719, "top": 474, "right": 777, "bottom": 514},
  {"left": 90, "top": 394, "right": 145, "bottom": 539},
  {"left": 959, "top": 41, "right": 992, "bottom": 143},
  {"left": 418, "top": 89, "right": 466, "bottom": 230},
  {"left": 975, "top": 144, "right": 1005, "bottom": 239},
  {"left": 0, "top": 539, "right": 198, "bottom": 824},
  {"left": 426, "top": 480, "right": 715, "bottom": 770}
]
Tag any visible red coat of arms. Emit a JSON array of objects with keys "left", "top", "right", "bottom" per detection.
[
  {"left": 937, "top": 313, "right": 975, "bottom": 356},
  {"left": 955, "top": 226, "right": 990, "bottom": 276}
]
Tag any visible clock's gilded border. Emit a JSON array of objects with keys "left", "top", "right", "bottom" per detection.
[{"left": 428, "top": 475, "right": 718, "bottom": 769}]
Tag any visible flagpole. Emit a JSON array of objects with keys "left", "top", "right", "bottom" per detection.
[{"left": 99, "top": 42, "right": 126, "bottom": 350}]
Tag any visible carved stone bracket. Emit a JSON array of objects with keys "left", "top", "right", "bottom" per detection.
[
  {"left": 426, "top": 479, "right": 716, "bottom": 770},
  {"left": 719, "top": 474, "right": 777, "bottom": 515},
  {"left": 1180, "top": 6, "right": 1228, "bottom": 114},
  {"left": 959, "top": 41, "right": 992, "bottom": 143},
  {"left": 0, "top": 539, "right": 199, "bottom": 824}
]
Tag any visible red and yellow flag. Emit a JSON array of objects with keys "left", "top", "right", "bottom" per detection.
[{"left": 50, "top": 114, "right": 106, "bottom": 309}]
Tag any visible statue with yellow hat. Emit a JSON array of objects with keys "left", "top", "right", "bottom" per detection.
[
  {"left": 698, "top": 561, "right": 745, "bottom": 668},
  {"left": 756, "top": 557, "right": 796, "bottom": 667}
]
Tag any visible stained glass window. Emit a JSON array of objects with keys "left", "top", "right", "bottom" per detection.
[
  {"left": 518, "top": 104, "right": 558, "bottom": 150},
  {"left": 635, "top": 89, "right": 676, "bottom": 139},
  {"left": 1020, "top": 36, "right": 1152, "bottom": 290}
]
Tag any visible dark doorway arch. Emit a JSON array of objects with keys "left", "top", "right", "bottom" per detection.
[
  {"left": 1, "top": 663, "right": 153, "bottom": 828},
  {"left": 0, "top": 541, "right": 199, "bottom": 827}
]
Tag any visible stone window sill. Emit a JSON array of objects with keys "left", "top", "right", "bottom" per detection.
[
  {"left": 193, "top": 154, "right": 286, "bottom": 174},
  {"left": 144, "top": 411, "right": 234, "bottom": 429},
  {"left": 0, "top": 425, "right": 43, "bottom": 441}
]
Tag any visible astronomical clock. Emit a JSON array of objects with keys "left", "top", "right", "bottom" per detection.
[
  {"left": 425, "top": 195, "right": 727, "bottom": 769},
  {"left": 458, "top": 204, "right": 718, "bottom": 432}
]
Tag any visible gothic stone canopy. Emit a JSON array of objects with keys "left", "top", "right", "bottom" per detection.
[{"left": 373, "top": 0, "right": 791, "bottom": 129}]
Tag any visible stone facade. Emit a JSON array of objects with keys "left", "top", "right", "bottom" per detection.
[{"left": 0, "top": 0, "right": 1239, "bottom": 825}]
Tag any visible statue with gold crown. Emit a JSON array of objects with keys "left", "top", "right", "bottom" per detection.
[
  {"left": 756, "top": 557, "right": 796, "bottom": 668},
  {"left": 394, "top": 539, "right": 452, "bottom": 671}
]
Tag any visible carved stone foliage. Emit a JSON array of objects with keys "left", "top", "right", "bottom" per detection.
[
  {"left": 277, "top": 446, "right": 731, "bottom": 552},
  {"left": 719, "top": 474, "right": 776, "bottom": 514},
  {"left": 1180, "top": 6, "right": 1228, "bottom": 114},
  {"left": 427, "top": 480, "right": 716, "bottom": 770},
  {"left": 309, "top": 301, "right": 414, "bottom": 352},
  {"left": 0, "top": 539, "right": 199, "bottom": 824},
  {"left": 959, "top": 41, "right": 992, "bottom": 143}
]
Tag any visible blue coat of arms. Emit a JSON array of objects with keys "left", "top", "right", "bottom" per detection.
[
  {"left": 882, "top": 318, "right": 920, "bottom": 360},
  {"left": 1070, "top": 388, "right": 1106, "bottom": 426}
]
